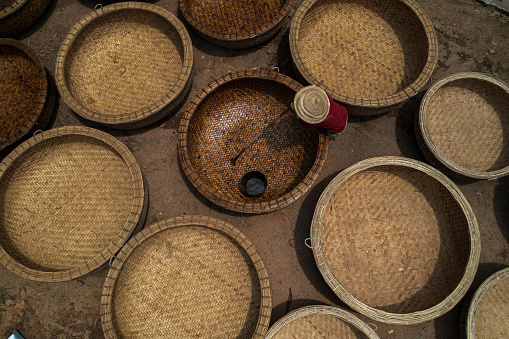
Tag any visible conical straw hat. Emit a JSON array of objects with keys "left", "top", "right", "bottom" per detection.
[{"left": 294, "top": 85, "right": 330, "bottom": 124}]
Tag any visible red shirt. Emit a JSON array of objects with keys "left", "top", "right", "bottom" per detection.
[{"left": 298, "top": 94, "right": 347, "bottom": 134}]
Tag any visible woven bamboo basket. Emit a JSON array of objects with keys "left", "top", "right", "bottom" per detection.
[
  {"left": 266, "top": 305, "right": 380, "bottom": 338},
  {"left": 178, "top": 69, "right": 329, "bottom": 214},
  {"left": 416, "top": 72, "right": 509, "bottom": 180},
  {"left": 466, "top": 268, "right": 509, "bottom": 338},
  {"left": 0, "top": 126, "right": 145, "bottom": 282},
  {"left": 101, "top": 215, "right": 271, "bottom": 338},
  {"left": 0, "top": 0, "right": 51, "bottom": 37},
  {"left": 178, "top": 0, "right": 292, "bottom": 49},
  {"left": 310, "top": 157, "right": 480, "bottom": 324},
  {"left": 290, "top": 0, "right": 438, "bottom": 116},
  {"left": 55, "top": 2, "right": 193, "bottom": 129}
]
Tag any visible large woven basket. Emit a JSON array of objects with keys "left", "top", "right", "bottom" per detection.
[
  {"left": 290, "top": 0, "right": 438, "bottom": 116},
  {"left": 178, "top": 0, "right": 292, "bottom": 49},
  {"left": 101, "top": 215, "right": 271, "bottom": 338},
  {"left": 178, "top": 69, "right": 328, "bottom": 214},
  {"left": 0, "top": 126, "right": 145, "bottom": 282},
  {"left": 0, "top": 0, "right": 51, "bottom": 37},
  {"left": 266, "top": 305, "right": 380, "bottom": 338},
  {"left": 55, "top": 2, "right": 193, "bottom": 129},
  {"left": 466, "top": 268, "right": 509, "bottom": 338},
  {"left": 416, "top": 72, "right": 509, "bottom": 180},
  {"left": 310, "top": 157, "right": 480, "bottom": 324}
]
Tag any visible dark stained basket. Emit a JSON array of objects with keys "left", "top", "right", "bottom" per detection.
[
  {"left": 310, "top": 157, "right": 480, "bottom": 324},
  {"left": 55, "top": 2, "right": 193, "bottom": 129},
  {"left": 178, "top": 0, "right": 292, "bottom": 48},
  {"left": 178, "top": 69, "right": 329, "bottom": 214},
  {"left": 290, "top": 0, "right": 438, "bottom": 116},
  {"left": 0, "top": 0, "right": 51, "bottom": 37},
  {"left": 101, "top": 215, "right": 271, "bottom": 338},
  {"left": 416, "top": 72, "right": 509, "bottom": 180},
  {"left": 0, "top": 126, "right": 146, "bottom": 282}
]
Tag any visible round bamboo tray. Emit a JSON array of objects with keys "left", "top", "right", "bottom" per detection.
[
  {"left": 0, "top": 38, "right": 48, "bottom": 151},
  {"left": 290, "top": 0, "right": 438, "bottom": 116},
  {"left": 310, "top": 157, "right": 480, "bottom": 324},
  {"left": 266, "top": 305, "right": 380, "bottom": 338},
  {"left": 0, "top": 0, "right": 51, "bottom": 37},
  {"left": 101, "top": 215, "right": 271, "bottom": 338},
  {"left": 55, "top": 2, "right": 193, "bottom": 129},
  {"left": 178, "top": 0, "right": 292, "bottom": 49},
  {"left": 416, "top": 73, "right": 509, "bottom": 180},
  {"left": 0, "top": 126, "right": 145, "bottom": 282},
  {"left": 178, "top": 69, "right": 329, "bottom": 214},
  {"left": 466, "top": 268, "right": 509, "bottom": 338}
]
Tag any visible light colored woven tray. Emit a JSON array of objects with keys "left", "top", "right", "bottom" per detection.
[
  {"left": 310, "top": 157, "right": 480, "bottom": 324},
  {"left": 178, "top": 69, "right": 328, "bottom": 214},
  {"left": 55, "top": 2, "right": 193, "bottom": 129},
  {"left": 416, "top": 72, "right": 509, "bottom": 180},
  {"left": 101, "top": 215, "right": 271, "bottom": 338},
  {"left": 290, "top": 0, "right": 437, "bottom": 116},
  {"left": 467, "top": 268, "right": 509, "bottom": 338},
  {"left": 0, "top": 126, "right": 145, "bottom": 282},
  {"left": 178, "top": 0, "right": 292, "bottom": 48},
  {"left": 266, "top": 305, "right": 380, "bottom": 338},
  {"left": 0, "top": 0, "right": 51, "bottom": 37}
]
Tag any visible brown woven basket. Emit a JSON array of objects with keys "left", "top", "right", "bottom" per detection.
[
  {"left": 55, "top": 2, "right": 193, "bottom": 129},
  {"left": 178, "top": 69, "right": 329, "bottom": 214},
  {"left": 0, "top": 126, "right": 145, "bottom": 282},
  {"left": 310, "top": 157, "right": 480, "bottom": 324},
  {"left": 0, "top": 38, "right": 48, "bottom": 150},
  {"left": 466, "top": 268, "right": 509, "bottom": 338},
  {"left": 178, "top": 0, "right": 292, "bottom": 49},
  {"left": 290, "top": 0, "right": 438, "bottom": 116},
  {"left": 0, "top": 0, "right": 51, "bottom": 37},
  {"left": 266, "top": 305, "right": 380, "bottom": 338},
  {"left": 101, "top": 215, "right": 271, "bottom": 338},
  {"left": 416, "top": 72, "right": 509, "bottom": 180}
]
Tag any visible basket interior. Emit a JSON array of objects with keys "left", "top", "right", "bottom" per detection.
[
  {"left": 424, "top": 78, "right": 509, "bottom": 173},
  {"left": 111, "top": 226, "right": 261, "bottom": 338},
  {"left": 0, "top": 135, "right": 134, "bottom": 272},
  {"left": 64, "top": 9, "right": 184, "bottom": 116},
  {"left": 321, "top": 165, "right": 471, "bottom": 314},
  {"left": 272, "top": 314, "right": 365, "bottom": 338},
  {"left": 186, "top": 78, "right": 320, "bottom": 203},
  {"left": 0, "top": 44, "right": 42, "bottom": 146},
  {"left": 474, "top": 275, "right": 509, "bottom": 338},
  {"left": 297, "top": 0, "right": 428, "bottom": 99}
]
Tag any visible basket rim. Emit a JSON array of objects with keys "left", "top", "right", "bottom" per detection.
[
  {"left": 289, "top": 0, "right": 438, "bottom": 108},
  {"left": 54, "top": 1, "right": 194, "bottom": 126},
  {"left": 0, "top": 0, "right": 27, "bottom": 20},
  {"left": 178, "top": 0, "right": 293, "bottom": 43},
  {"left": 419, "top": 72, "right": 509, "bottom": 180},
  {"left": 0, "top": 126, "right": 145, "bottom": 282},
  {"left": 100, "top": 215, "right": 272, "bottom": 339},
  {"left": 1, "top": 38, "right": 48, "bottom": 150},
  {"left": 177, "top": 68, "right": 329, "bottom": 214},
  {"left": 466, "top": 267, "right": 509, "bottom": 338},
  {"left": 265, "top": 305, "right": 380, "bottom": 338},
  {"left": 310, "top": 156, "right": 480, "bottom": 324}
]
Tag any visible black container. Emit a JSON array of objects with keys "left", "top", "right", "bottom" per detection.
[{"left": 239, "top": 171, "right": 267, "bottom": 198}]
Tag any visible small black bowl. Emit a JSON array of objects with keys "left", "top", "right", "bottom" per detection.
[{"left": 239, "top": 171, "right": 267, "bottom": 198}]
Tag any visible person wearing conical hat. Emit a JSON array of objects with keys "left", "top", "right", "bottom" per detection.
[{"left": 290, "top": 85, "right": 348, "bottom": 140}]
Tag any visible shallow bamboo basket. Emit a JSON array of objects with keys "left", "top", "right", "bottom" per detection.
[
  {"left": 0, "top": 126, "right": 145, "bottom": 282},
  {"left": 416, "top": 73, "right": 509, "bottom": 180},
  {"left": 310, "top": 157, "right": 480, "bottom": 324},
  {"left": 179, "top": 0, "right": 292, "bottom": 49},
  {"left": 466, "top": 268, "right": 509, "bottom": 338},
  {"left": 178, "top": 69, "right": 328, "bottom": 214},
  {"left": 0, "top": 0, "right": 51, "bottom": 37},
  {"left": 290, "top": 0, "right": 438, "bottom": 116},
  {"left": 101, "top": 215, "right": 271, "bottom": 338},
  {"left": 266, "top": 305, "right": 380, "bottom": 338},
  {"left": 55, "top": 2, "right": 193, "bottom": 129}
]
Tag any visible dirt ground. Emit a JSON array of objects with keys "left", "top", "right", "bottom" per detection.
[{"left": 1, "top": 0, "right": 508, "bottom": 338}]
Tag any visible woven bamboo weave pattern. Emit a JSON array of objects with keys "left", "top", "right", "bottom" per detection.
[{"left": 0, "top": 0, "right": 51, "bottom": 37}]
